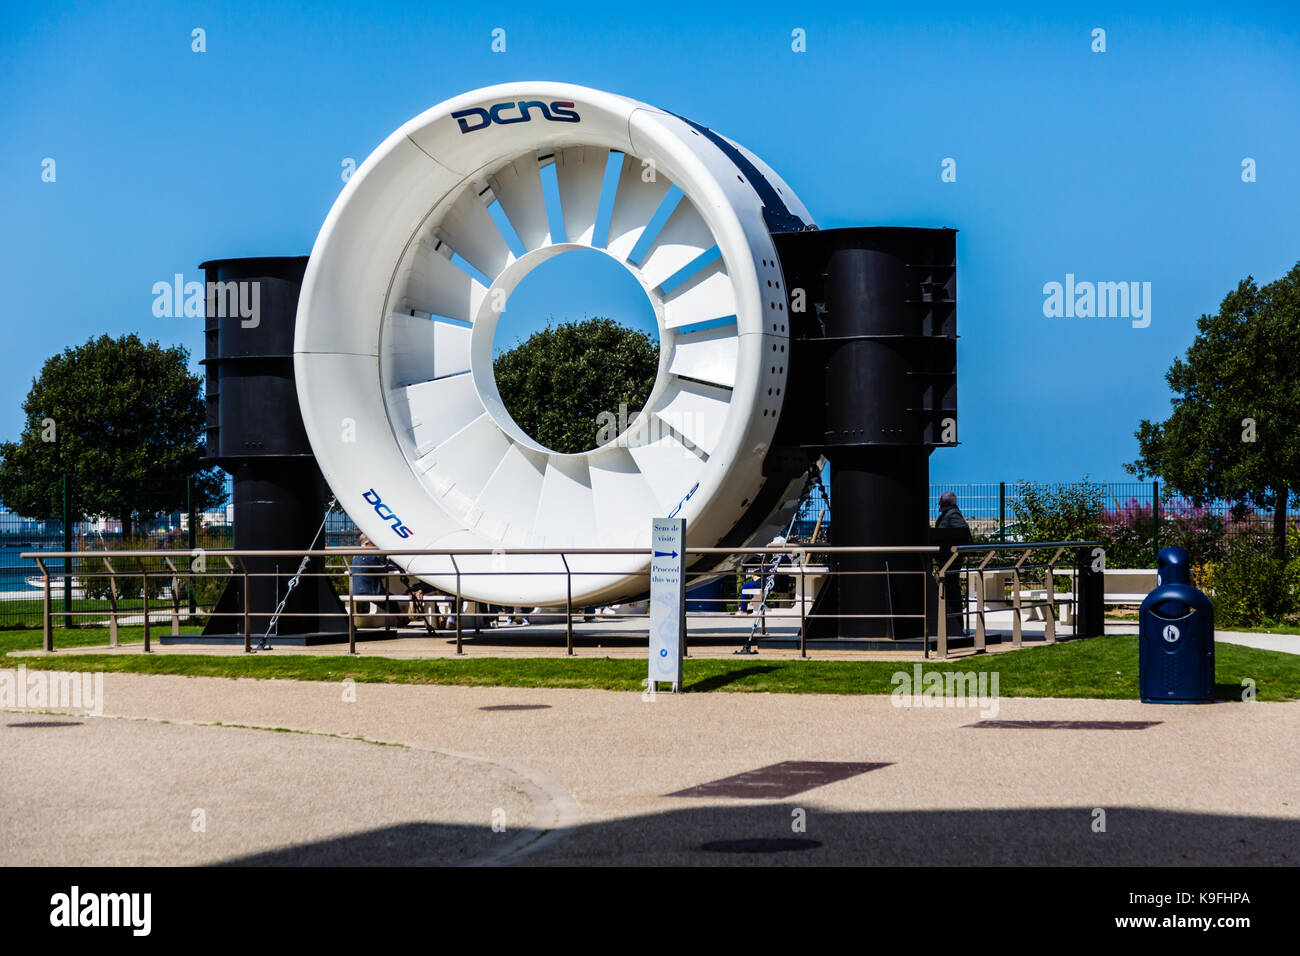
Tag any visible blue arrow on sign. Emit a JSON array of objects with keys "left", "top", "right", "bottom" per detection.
[{"left": 654, "top": 550, "right": 678, "bottom": 559}]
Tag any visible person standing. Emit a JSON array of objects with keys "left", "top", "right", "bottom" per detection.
[
  {"left": 349, "top": 534, "right": 390, "bottom": 597},
  {"left": 935, "top": 492, "right": 969, "bottom": 535},
  {"left": 934, "top": 492, "right": 971, "bottom": 634}
]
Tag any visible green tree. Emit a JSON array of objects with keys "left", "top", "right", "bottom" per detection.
[
  {"left": 0, "top": 334, "right": 225, "bottom": 533},
  {"left": 1010, "top": 479, "right": 1106, "bottom": 544},
  {"left": 1127, "top": 264, "right": 1300, "bottom": 559},
  {"left": 492, "top": 317, "right": 659, "bottom": 454}
]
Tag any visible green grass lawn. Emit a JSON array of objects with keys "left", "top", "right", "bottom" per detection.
[
  {"left": 1, "top": 625, "right": 147, "bottom": 652},
  {"left": 2, "top": 626, "right": 1297, "bottom": 701},
  {"left": 0, "top": 598, "right": 208, "bottom": 631}
]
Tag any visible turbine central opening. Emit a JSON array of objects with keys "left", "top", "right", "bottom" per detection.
[{"left": 491, "top": 248, "right": 660, "bottom": 455}]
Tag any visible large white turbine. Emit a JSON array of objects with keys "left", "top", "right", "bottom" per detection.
[{"left": 294, "top": 82, "right": 814, "bottom": 605}]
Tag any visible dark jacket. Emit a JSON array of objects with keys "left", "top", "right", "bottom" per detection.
[
  {"left": 933, "top": 506, "right": 972, "bottom": 564},
  {"left": 935, "top": 505, "right": 969, "bottom": 532}
]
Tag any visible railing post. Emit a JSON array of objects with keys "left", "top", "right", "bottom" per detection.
[
  {"left": 1044, "top": 548, "right": 1064, "bottom": 644},
  {"left": 1072, "top": 549, "right": 1082, "bottom": 638},
  {"left": 186, "top": 474, "right": 196, "bottom": 617},
  {"left": 922, "top": 560, "right": 928, "bottom": 660},
  {"left": 936, "top": 560, "right": 949, "bottom": 660},
  {"left": 973, "top": 563, "right": 987, "bottom": 653},
  {"left": 104, "top": 557, "right": 119, "bottom": 647},
  {"left": 1012, "top": 549, "right": 1030, "bottom": 649},
  {"left": 347, "top": 554, "right": 356, "bottom": 655},
  {"left": 38, "top": 558, "right": 52, "bottom": 652},
  {"left": 142, "top": 569, "right": 151, "bottom": 653},
  {"left": 165, "top": 557, "right": 180, "bottom": 635},
  {"left": 451, "top": 555, "right": 463, "bottom": 656},
  {"left": 562, "top": 553, "right": 573, "bottom": 656},
  {"left": 798, "top": 555, "right": 807, "bottom": 659},
  {"left": 381, "top": 558, "right": 391, "bottom": 633},
  {"left": 240, "top": 559, "right": 251, "bottom": 654},
  {"left": 937, "top": 550, "right": 961, "bottom": 659},
  {"left": 1011, "top": 571, "right": 1022, "bottom": 647}
]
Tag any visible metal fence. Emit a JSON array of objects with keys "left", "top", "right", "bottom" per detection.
[
  {"left": 0, "top": 474, "right": 215, "bottom": 628},
  {"left": 930, "top": 480, "right": 1286, "bottom": 568},
  {"left": 0, "top": 472, "right": 374, "bottom": 628},
  {"left": 1, "top": 469, "right": 1291, "bottom": 629},
  {"left": 802, "top": 478, "right": 1281, "bottom": 567},
  {"left": 22, "top": 541, "right": 1101, "bottom": 659}
]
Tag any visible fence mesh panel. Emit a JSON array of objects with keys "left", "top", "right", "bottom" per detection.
[{"left": 2, "top": 473, "right": 1290, "bottom": 627}]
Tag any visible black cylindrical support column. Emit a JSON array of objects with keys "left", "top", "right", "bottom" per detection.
[
  {"left": 823, "top": 248, "right": 930, "bottom": 637},
  {"left": 824, "top": 249, "right": 912, "bottom": 442},
  {"left": 828, "top": 450, "right": 931, "bottom": 637},
  {"left": 199, "top": 256, "right": 346, "bottom": 642},
  {"left": 769, "top": 226, "right": 958, "bottom": 641}
]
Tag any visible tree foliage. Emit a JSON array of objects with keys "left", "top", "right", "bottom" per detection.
[
  {"left": 1127, "top": 263, "right": 1300, "bottom": 557},
  {"left": 1010, "top": 479, "right": 1107, "bottom": 544},
  {"left": 492, "top": 317, "right": 659, "bottom": 454},
  {"left": 0, "top": 334, "right": 225, "bottom": 530}
]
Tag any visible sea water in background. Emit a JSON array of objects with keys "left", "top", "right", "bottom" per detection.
[{"left": 0, "top": 541, "right": 64, "bottom": 594}]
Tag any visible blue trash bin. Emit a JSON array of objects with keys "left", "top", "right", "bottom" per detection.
[
  {"left": 1155, "top": 546, "right": 1192, "bottom": 616},
  {"left": 1156, "top": 546, "right": 1191, "bottom": 586},
  {"left": 1139, "top": 582, "right": 1214, "bottom": 703}
]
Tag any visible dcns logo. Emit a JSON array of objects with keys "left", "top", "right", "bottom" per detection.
[
  {"left": 452, "top": 100, "right": 580, "bottom": 134},
  {"left": 363, "top": 488, "right": 413, "bottom": 539}
]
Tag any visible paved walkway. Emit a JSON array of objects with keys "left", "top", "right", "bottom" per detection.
[
  {"left": 1214, "top": 630, "right": 1300, "bottom": 655},
  {"left": 3, "top": 671, "right": 1297, "bottom": 866}
]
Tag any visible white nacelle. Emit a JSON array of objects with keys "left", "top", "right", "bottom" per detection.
[{"left": 294, "top": 82, "right": 814, "bottom": 605}]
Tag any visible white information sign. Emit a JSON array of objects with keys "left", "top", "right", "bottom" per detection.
[{"left": 649, "top": 517, "right": 686, "bottom": 692}]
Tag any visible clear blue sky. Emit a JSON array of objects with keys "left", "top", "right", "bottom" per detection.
[{"left": 3, "top": 1, "right": 1297, "bottom": 486}]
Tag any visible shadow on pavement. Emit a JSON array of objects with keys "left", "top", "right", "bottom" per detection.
[
  {"left": 1214, "top": 683, "right": 1251, "bottom": 702},
  {"left": 215, "top": 822, "right": 478, "bottom": 867},
  {"left": 214, "top": 806, "right": 1300, "bottom": 866}
]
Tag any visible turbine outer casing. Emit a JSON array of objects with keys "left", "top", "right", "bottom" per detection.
[{"left": 294, "top": 82, "right": 811, "bottom": 605}]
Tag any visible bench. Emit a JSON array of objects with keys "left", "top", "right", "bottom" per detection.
[
  {"left": 340, "top": 567, "right": 459, "bottom": 630},
  {"left": 968, "top": 567, "right": 1157, "bottom": 622},
  {"left": 1021, "top": 569, "right": 1159, "bottom": 621},
  {"left": 341, "top": 593, "right": 430, "bottom": 630}
]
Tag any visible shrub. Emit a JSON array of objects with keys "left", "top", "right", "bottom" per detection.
[
  {"left": 1099, "top": 497, "right": 1233, "bottom": 569},
  {"left": 1009, "top": 479, "right": 1106, "bottom": 543},
  {"left": 78, "top": 530, "right": 233, "bottom": 611},
  {"left": 1197, "top": 536, "right": 1300, "bottom": 628},
  {"left": 78, "top": 536, "right": 170, "bottom": 602}
]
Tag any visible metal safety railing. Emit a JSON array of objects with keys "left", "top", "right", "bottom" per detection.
[
  {"left": 935, "top": 541, "right": 1104, "bottom": 658},
  {"left": 21, "top": 540, "right": 1103, "bottom": 659}
]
